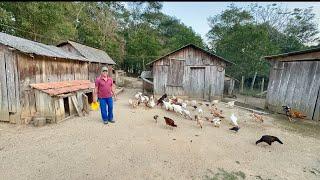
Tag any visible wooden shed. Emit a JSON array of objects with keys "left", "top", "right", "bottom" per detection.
[
  {"left": 57, "top": 41, "right": 116, "bottom": 82},
  {"left": 0, "top": 32, "right": 115, "bottom": 124},
  {"left": 147, "top": 44, "right": 234, "bottom": 100},
  {"left": 30, "top": 80, "right": 94, "bottom": 123},
  {"left": 264, "top": 48, "right": 320, "bottom": 121}
]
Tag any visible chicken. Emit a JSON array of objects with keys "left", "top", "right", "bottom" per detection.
[
  {"left": 211, "top": 117, "right": 221, "bottom": 127},
  {"left": 212, "top": 100, "right": 219, "bottom": 104},
  {"left": 229, "top": 126, "right": 240, "bottom": 132},
  {"left": 164, "top": 117, "right": 177, "bottom": 127},
  {"left": 205, "top": 103, "right": 210, "bottom": 107},
  {"left": 256, "top": 135, "right": 283, "bottom": 145},
  {"left": 282, "top": 105, "right": 307, "bottom": 121},
  {"left": 191, "top": 100, "right": 197, "bottom": 106},
  {"left": 128, "top": 98, "right": 139, "bottom": 108},
  {"left": 134, "top": 92, "right": 142, "bottom": 100},
  {"left": 230, "top": 113, "right": 238, "bottom": 127},
  {"left": 144, "top": 96, "right": 149, "bottom": 102},
  {"left": 163, "top": 100, "right": 173, "bottom": 111},
  {"left": 250, "top": 112, "right": 264, "bottom": 123},
  {"left": 153, "top": 115, "right": 159, "bottom": 123},
  {"left": 177, "top": 98, "right": 184, "bottom": 104},
  {"left": 195, "top": 115, "right": 203, "bottom": 129},
  {"left": 192, "top": 105, "right": 197, "bottom": 110},
  {"left": 146, "top": 96, "right": 156, "bottom": 108},
  {"left": 172, "top": 104, "right": 183, "bottom": 115},
  {"left": 182, "top": 109, "right": 193, "bottom": 120},
  {"left": 226, "top": 101, "right": 235, "bottom": 108},
  {"left": 198, "top": 108, "right": 203, "bottom": 116},
  {"left": 157, "top": 93, "right": 168, "bottom": 106},
  {"left": 181, "top": 103, "right": 187, "bottom": 109},
  {"left": 211, "top": 108, "right": 225, "bottom": 118}
]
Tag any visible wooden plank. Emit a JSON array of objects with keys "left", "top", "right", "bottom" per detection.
[
  {"left": 71, "top": 95, "right": 83, "bottom": 117},
  {"left": 4, "top": 49, "right": 17, "bottom": 113},
  {"left": 0, "top": 49, "right": 9, "bottom": 122},
  {"left": 82, "top": 93, "right": 90, "bottom": 114},
  {"left": 189, "top": 67, "right": 205, "bottom": 99}
]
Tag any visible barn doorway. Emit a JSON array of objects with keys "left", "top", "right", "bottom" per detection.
[
  {"left": 190, "top": 67, "right": 205, "bottom": 99},
  {"left": 63, "top": 97, "right": 70, "bottom": 117},
  {"left": 85, "top": 92, "right": 93, "bottom": 104}
]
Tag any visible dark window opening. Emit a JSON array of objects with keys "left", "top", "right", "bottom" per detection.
[{"left": 63, "top": 97, "right": 70, "bottom": 117}]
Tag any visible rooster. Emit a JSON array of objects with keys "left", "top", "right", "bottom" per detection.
[
  {"left": 157, "top": 94, "right": 168, "bottom": 106},
  {"left": 282, "top": 105, "right": 307, "bottom": 121},
  {"left": 164, "top": 117, "right": 177, "bottom": 128},
  {"left": 256, "top": 135, "right": 283, "bottom": 146}
]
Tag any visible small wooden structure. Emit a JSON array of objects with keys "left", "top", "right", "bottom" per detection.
[
  {"left": 57, "top": 40, "right": 116, "bottom": 82},
  {"left": 30, "top": 80, "right": 94, "bottom": 123},
  {"left": 141, "top": 71, "right": 153, "bottom": 94},
  {"left": 147, "top": 44, "right": 234, "bottom": 100},
  {"left": 264, "top": 48, "right": 320, "bottom": 121},
  {"left": 0, "top": 32, "right": 116, "bottom": 124}
]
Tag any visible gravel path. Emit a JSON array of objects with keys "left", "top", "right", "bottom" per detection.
[{"left": 0, "top": 88, "right": 320, "bottom": 180}]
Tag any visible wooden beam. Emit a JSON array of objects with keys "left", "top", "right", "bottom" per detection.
[{"left": 71, "top": 95, "right": 83, "bottom": 117}]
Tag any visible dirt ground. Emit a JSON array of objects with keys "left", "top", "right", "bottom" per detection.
[{"left": 1, "top": 88, "right": 320, "bottom": 180}]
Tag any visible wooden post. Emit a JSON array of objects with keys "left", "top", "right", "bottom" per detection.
[
  {"left": 142, "top": 58, "right": 145, "bottom": 71},
  {"left": 241, "top": 76, "right": 244, "bottom": 93},
  {"left": 260, "top": 78, "right": 265, "bottom": 95},
  {"left": 250, "top": 72, "right": 257, "bottom": 90}
]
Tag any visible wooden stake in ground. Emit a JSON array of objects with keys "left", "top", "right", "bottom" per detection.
[
  {"left": 260, "top": 78, "right": 265, "bottom": 98},
  {"left": 250, "top": 72, "right": 257, "bottom": 90},
  {"left": 241, "top": 76, "right": 244, "bottom": 93}
]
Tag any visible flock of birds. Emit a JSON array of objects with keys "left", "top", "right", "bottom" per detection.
[{"left": 129, "top": 92, "right": 284, "bottom": 146}]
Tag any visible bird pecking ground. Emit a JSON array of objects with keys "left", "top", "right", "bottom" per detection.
[{"left": 0, "top": 88, "right": 320, "bottom": 180}]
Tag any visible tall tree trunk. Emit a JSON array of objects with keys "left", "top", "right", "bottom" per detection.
[{"left": 241, "top": 76, "right": 244, "bottom": 93}]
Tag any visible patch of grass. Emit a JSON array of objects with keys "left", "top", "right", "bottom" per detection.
[{"left": 203, "top": 168, "right": 246, "bottom": 180}]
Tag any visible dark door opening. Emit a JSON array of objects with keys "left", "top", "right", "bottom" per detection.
[
  {"left": 63, "top": 97, "right": 70, "bottom": 117},
  {"left": 85, "top": 92, "right": 93, "bottom": 104}
]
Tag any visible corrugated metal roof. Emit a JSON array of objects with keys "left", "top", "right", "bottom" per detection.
[
  {"left": 30, "top": 80, "right": 94, "bottom": 96},
  {"left": 57, "top": 41, "right": 116, "bottom": 64},
  {"left": 0, "top": 32, "right": 88, "bottom": 61},
  {"left": 146, "top": 43, "right": 235, "bottom": 66},
  {"left": 264, "top": 47, "right": 320, "bottom": 60}
]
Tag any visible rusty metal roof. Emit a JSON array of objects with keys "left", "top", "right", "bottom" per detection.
[
  {"left": 57, "top": 41, "right": 116, "bottom": 64},
  {"left": 146, "top": 43, "right": 235, "bottom": 66},
  {"left": 30, "top": 80, "right": 94, "bottom": 96},
  {"left": 0, "top": 32, "right": 88, "bottom": 61}
]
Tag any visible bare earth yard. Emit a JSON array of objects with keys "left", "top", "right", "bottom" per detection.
[{"left": 1, "top": 88, "right": 320, "bottom": 180}]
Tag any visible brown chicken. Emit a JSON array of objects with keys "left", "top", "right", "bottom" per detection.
[
  {"left": 211, "top": 108, "right": 225, "bottom": 118},
  {"left": 164, "top": 117, "right": 177, "bottom": 127},
  {"left": 251, "top": 112, "right": 264, "bottom": 123},
  {"left": 195, "top": 115, "right": 203, "bottom": 129},
  {"left": 282, "top": 105, "right": 307, "bottom": 121}
]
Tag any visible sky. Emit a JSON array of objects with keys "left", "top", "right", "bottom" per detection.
[{"left": 161, "top": 2, "right": 320, "bottom": 44}]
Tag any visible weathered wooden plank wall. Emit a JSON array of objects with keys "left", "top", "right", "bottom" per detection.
[
  {"left": 0, "top": 47, "right": 9, "bottom": 121},
  {"left": 266, "top": 60, "right": 320, "bottom": 120},
  {"left": 152, "top": 46, "right": 226, "bottom": 100}
]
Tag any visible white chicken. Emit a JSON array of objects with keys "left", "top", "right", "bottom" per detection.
[
  {"left": 230, "top": 113, "right": 238, "bottom": 127},
  {"left": 172, "top": 104, "right": 183, "bottom": 115},
  {"left": 144, "top": 96, "right": 149, "bottom": 102},
  {"left": 163, "top": 100, "right": 174, "bottom": 111},
  {"left": 212, "top": 100, "right": 219, "bottom": 104},
  {"left": 182, "top": 109, "right": 192, "bottom": 120},
  {"left": 191, "top": 100, "right": 197, "bottom": 106},
  {"left": 146, "top": 96, "right": 156, "bottom": 108},
  {"left": 135, "top": 92, "right": 142, "bottom": 100},
  {"left": 226, "top": 101, "right": 235, "bottom": 108},
  {"left": 211, "top": 117, "right": 221, "bottom": 127},
  {"left": 198, "top": 108, "right": 203, "bottom": 117},
  {"left": 182, "top": 103, "right": 187, "bottom": 109}
]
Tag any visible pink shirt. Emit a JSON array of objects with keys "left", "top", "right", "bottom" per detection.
[{"left": 95, "top": 76, "right": 113, "bottom": 98}]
